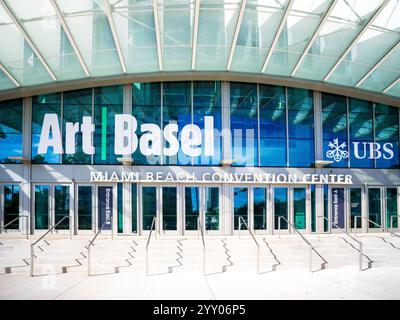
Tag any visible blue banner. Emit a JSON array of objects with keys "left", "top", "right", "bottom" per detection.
[
  {"left": 331, "top": 188, "right": 345, "bottom": 229},
  {"left": 98, "top": 186, "right": 112, "bottom": 230}
]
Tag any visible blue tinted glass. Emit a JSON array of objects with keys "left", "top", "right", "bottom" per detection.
[
  {"left": 63, "top": 89, "right": 92, "bottom": 164},
  {"left": 322, "top": 93, "right": 348, "bottom": 168},
  {"left": 233, "top": 187, "right": 248, "bottom": 230},
  {"left": 259, "top": 84, "right": 286, "bottom": 166},
  {"left": 349, "top": 98, "right": 373, "bottom": 168},
  {"left": 94, "top": 86, "right": 123, "bottom": 164},
  {"left": 287, "top": 88, "right": 314, "bottom": 167},
  {"left": 132, "top": 82, "right": 161, "bottom": 165},
  {"left": 32, "top": 93, "right": 61, "bottom": 164},
  {"left": 163, "top": 81, "right": 191, "bottom": 165},
  {"left": 0, "top": 99, "right": 22, "bottom": 163},
  {"left": 254, "top": 187, "right": 267, "bottom": 230},
  {"left": 193, "top": 81, "right": 222, "bottom": 165},
  {"left": 230, "top": 82, "right": 258, "bottom": 167},
  {"left": 375, "top": 104, "right": 399, "bottom": 169}
]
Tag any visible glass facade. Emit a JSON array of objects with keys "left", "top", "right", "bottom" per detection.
[{"left": 0, "top": 99, "right": 22, "bottom": 163}]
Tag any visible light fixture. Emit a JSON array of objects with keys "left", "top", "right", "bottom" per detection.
[
  {"left": 117, "top": 157, "right": 134, "bottom": 165},
  {"left": 315, "top": 160, "right": 334, "bottom": 167},
  {"left": 7, "top": 156, "right": 30, "bottom": 164},
  {"left": 220, "top": 159, "right": 235, "bottom": 166}
]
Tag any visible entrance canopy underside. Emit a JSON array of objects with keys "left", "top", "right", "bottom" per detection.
[{"left": 0, "top": 0, "right": 400, "bottom": 101}]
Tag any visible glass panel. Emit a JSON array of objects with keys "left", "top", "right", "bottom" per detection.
[
  {"left": 54, "top": 185, "right": 70, "bottom": 230},
  {"left": 230, "top": 82, "right": 258, "bottom": 167},
  {"left": 274, "top": 187, "right": 287, "bottom": 230},
  {"left": 142, "top": 187, "right": 157, "bottom": 230},
  {"left": 231, "top": 0, "right": 290, "bottom": 73},
  {"left": 311, "top": 185, "right": 316, "bottom": 232},
  {"left": 0, "top": 99, "right": 23, "bottom": 163},
  {"left": 196, "top": 0, "right": 241, "bottom": 70},
  {"left": 3, "top": 184, "right": 20, "bottom": 229},
  {"left": 0, "top": 69, "right": 17, "bottom": 91},
  {"left": 386, "top": 188, "right": 398, "bottom": 229},
  {"left": 78, "top": 186, "right": 92, "bottom": 230},
  {"left": 94, "top": 85, "right": 123, "bottom": 164},
  {"left": 350, "top": 188, "right": 362, "bottom": 228},
  {"left": 158, "top": 0, "right": 193, "bottom": 71},
  {"left": 349, "top": 98, "right": 374, "bottom": 168},
  {"left": 192, "top": 81, "right": 222, "bottom": 165},
  {"left": 265, "top": 0, "right": 333, "bottom": 76},
  {"left": 324, "top": 185, "right": 329, "bottom": 232},
  {"left": 56, "top": 0, "right": 122, "bottom": 76},
  {"left": 375, "top": 104, "right": 399, "bottom": 169},
  {"left": 163, "top": 81, "right": 191, "bottom": 165},
  {"left": 162, "top": 186, "right": 177, "bottom": 231},
  {"left": 117, "top": 183, "right": 123, "bottom": 233},
  {"left": 0, "top": 5, "right": 52, "bottom": 86},
  {"left": 295, "top": 0, "right": 383, "bottom": 81},
  {"left": 185, "top": 186, "right": 200, "bottom": 231},
  {"left": 6, "top": 0, "right": 86, "bottom": 80},
  {"left": 132, "top": 184, "right": 137, "bottom": 234},
  {"left": 32, "top": 93, "right": 62, "bottom": 164},
  {"left": 62, "top": 89, "right": 92, "bottom": 164},
  {"left": 259, "top": 84, "right": 286, "bottom": 166},
  {"left": 35, "top": 185, "right": 49, "bottom": 230},
  {"left": 368, "top": 188, "right": 381, "bottom": 229},
  {"left": 293, "top": 188, "right": 306, "bottom": 230},
  {"left": 234, "top": 187, "right": 248, "bottom": 230},
  {"left": 110, "top": 0, "right": 159, "bottom": 73},
  {"left": 253, "top": 187, "right": 266, "bottom": 230},
  {"left": 322, "top": 93, "right": 348, "bottom": 168},
  {"left": 132, "top": 82, "right": 161, "bottom": 165},
  {"left": 288, "top": 88, "right": 314, "bottom": 167},
  {"left": 205, "top": 187, "right": 219, "bottom": 231}
]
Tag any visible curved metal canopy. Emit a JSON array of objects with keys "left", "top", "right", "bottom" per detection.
[{"left": 0, "top": 0, "right": 400, "bottom": 100}]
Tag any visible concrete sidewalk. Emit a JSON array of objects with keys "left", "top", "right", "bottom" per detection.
[{"left": 1, "top": 267, "right": 400, "bottom": 300}]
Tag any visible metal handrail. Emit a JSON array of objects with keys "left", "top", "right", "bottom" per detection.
[
  {"left": 355, "top": 216, "right": 400, "bottom": 240},
  {"left": 238, "top": 216, "right": 260, "bottom": 273},
  {"left": 197, "top": 217, "right": 205, "bottom": 274},
  {"left": 318, "top": 215, "right": 365, "bottom": 271},
  {"left": 278, "top": 216, "right": 327, "bottom": 272},
  {"left": 146, "top": 216, "right": 157, "bottom": 275},
  {"left": 0, "top": 215, "right": 29, "bottom": 239},
  {"left": 87, "top": 216, "right": 114, "bottom": 276},
  {"left": 30, "top": 215, "right": 72, "bottom": 277}
]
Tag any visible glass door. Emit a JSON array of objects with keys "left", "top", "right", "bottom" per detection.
[
  {"left": 273, "top": 187, "right": 288, "bottom": 233},
  {"left": 204, "top": 187, "right": 220, "bottom": 233},
  {"left": 33, "top": 184, "right": 71, "bottom": 233},
  {"left": 368, "top": 188, "right": 382, "bottom": 231},
  {"left": 76, "top": 185, "right": 93, "bottom": 233},
  {"left": 161, "top": 186, "right": 179, "bottom": 235},
  {"left": 184, "top": 186, "right": 200, "bottom": 233},
  {"left": 233, "top": 187, "right": 248, "bottom": 231},
  {"left": 349, "top": 188, "right": 362, "bottom": 230},
  {"left": 2, "top": 184, "right": 21, "bottom": 231},
  {"left": 293, "top": 188, "right": 306, "bottom": 230},
  {"left": 141, "top": 186, "right": 157, "bottom": 233},
  {"left": 253, "top": 187, "right": 267, "bottom": 232},
  {"left": 386, "top": 188, "right": 398, "bottom": 230}
]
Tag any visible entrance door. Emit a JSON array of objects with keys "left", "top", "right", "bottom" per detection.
[
  {"left": 33, "top": 184, "right": 71, "bottom": 233},
  {"left": 349, "top": 188, "right": 362, "bottom": 230},
  {"left": 76, "top": 185, "right": 93, "bottom": 233},
  {"left": 368, "top": 188, "right": 383, "bottom": 231},
  {"left": 184, "top": 186, "right": 221, "bottom": 235},
  {"left": 0, "top": 184, "right": 21, "bottom": 231},
  {"left": 386, "top": 188, "right": 398, "bottom": 231},
  {"left": 233, "top": 187, "right": 248, "bottom": 231}
]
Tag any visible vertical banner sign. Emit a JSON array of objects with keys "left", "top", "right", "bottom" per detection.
[
  {"left": 98, "top": 186, "right": 112, "bottom": 230},
  {"left": 331, "top": 188, "right": 345, "bottom": 229}
]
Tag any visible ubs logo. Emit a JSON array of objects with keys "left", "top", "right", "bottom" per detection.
[{"left": 326, "top": 138, "right": 395, "bottom": 163}]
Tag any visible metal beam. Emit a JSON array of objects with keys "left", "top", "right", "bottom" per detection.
[
  {"left": 152, "top": 0, "right": 163, "bottom": 71},
  {"left": 0, "top": 62, "right": 20, "bottom": 87},
  {"left": 49, "top": 0, "right": 90, "bottom": 77},
  {"left": 103, "top": 0, "right": 127, "bottom": 73},
  {"left": 291, "top": 0, "right": 339, "bottom": 76},
  {"left": 383, "top": 75, "right": 400, "bottom": 94},
  {"left": 261, "top": 0, "right": 294, "bottom": 73},
  {"left": 191, "top": 0, "right": 200, "bottom": 70},
  {"left": 227, "top": 0, "right": 247, "bottom": 70},
  {"left": 0, "top": 0, "right": 57, "bottom": 81},
  {"left": 356, "top": 40, "right": 400, "bottom": 87},
  {"left": 323, "top": 0, "right": 390, "bottom": 81}
]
